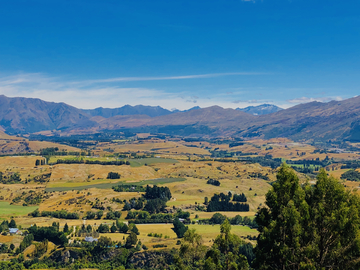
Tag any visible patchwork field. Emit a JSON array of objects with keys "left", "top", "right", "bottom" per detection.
[{"left": 0, "top": 135, "right": 358, "bottom": 259}]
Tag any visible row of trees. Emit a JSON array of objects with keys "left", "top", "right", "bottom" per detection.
[
  {"left": 207, "top": 192, "right": 250, "bottom": 212},
  {"left": 30, "top": 209, "right": 79, "bottom": 219}
]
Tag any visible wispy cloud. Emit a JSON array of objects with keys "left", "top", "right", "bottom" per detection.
[
  {"left": 287, "top": 96, "right": 343, "bottom": 104},
  {"left": 82, "top": 72, "right": 268, "bottom": 84},
  {"left": 0, "top": 72, "right": 322, "bottom": 111}
]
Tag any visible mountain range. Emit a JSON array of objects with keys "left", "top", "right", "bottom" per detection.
[
  {"left": 236, "top": 104, "right": 283, "bottom": 115},
  {"left": 0, "top": 94, "right": 359, "bottom": 142}
]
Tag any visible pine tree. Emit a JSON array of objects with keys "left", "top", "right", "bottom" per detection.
[{"left": 63, "top": 223, "right": 69, "bottom": 233}]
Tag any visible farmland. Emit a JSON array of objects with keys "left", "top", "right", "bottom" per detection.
[{"left": 0, "top": 134, "right": 359, "bottom": 265}]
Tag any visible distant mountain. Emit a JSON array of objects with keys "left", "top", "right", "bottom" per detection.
[
  {"left": 171, "top": 106, "right": 201, "bottom": 113},
  {"left": 237, "top": 104, "right": 283, "bottom": 115},
  {"left": 92, "top": 106, "right": 255, "bottom": 136},
  {"left": 0, "top": 95, "right": 95, "bottom": 133},
  {"left": 2, "top": 94, "right": 360, "bottom": 143},
  {"left": 237, "top": 96, "right": 360, "bottom": 142},
  {"left": 82, "top": 105, "right": 173, "bottom": 118}
]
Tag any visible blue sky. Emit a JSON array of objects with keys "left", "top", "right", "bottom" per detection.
[{"left": 0, "top": 0, "right": 359, "bottom": 110}]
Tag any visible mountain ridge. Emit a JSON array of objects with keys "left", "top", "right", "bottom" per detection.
[{"left": 0, "top": 94, "right": 359, "bottom": 142}]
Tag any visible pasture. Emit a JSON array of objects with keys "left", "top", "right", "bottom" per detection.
[{"left": 0, "top": 202, "right": 38, "bottom": 217}]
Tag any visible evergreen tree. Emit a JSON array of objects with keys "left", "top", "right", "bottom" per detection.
[
  {"left": 254, "top": 164, "right": 308, "bottom": 269},
  {"left": 9, "top": 219, "right": 16, "bottom": 228},
  {"left": 111, "top": 223, "right": 117, "bottom": 233},
  {"left": 255, "top": 165, "right": 360, "bottom": 270},
  {"left": 63, "top": 223, "right": 69, "bottom": 233},
  {"left": 173, "top": 218, "right": 188, "bottom": 238},
  {"left": 125, "top": 232, "right": 138, "bottom": 248}
]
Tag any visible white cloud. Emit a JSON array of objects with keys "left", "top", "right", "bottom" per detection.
[
  {"left": 2, "top": 72, "right": 326, "bottom": 111},
  {"left": 0, "top": 72, "right": 280, "bottom": 110},
  {"left": 82, "top": 72, "right": 268, "bottom": 84},
  {"left": 287, "top": 96, "right": 343, "bottom": 104}
]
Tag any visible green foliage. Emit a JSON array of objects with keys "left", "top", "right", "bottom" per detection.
[
  {"left": 30, "top": 209, "right": 79, "bottom": 219},
  {"left": 173, "top": 218, "right": 188, "bottom": 238},
  {"left": 255, "top": 165, "right": 360, "bottom": 270},
  {"left": 9, "top": 219, "right": 16, "bottom": 228},
  {"left": 28, "top": 225, "right": 67, "bottom": 246},
  {"left": 205, "top": 219, "right": 249, "bottom": 270},
  {"left": 1, "top": 172, "right": 21, "bottom": 184},
  {"left": 16, "top": 234, "right": 34, "bottom": 254},
  {"left": 125, "top": 232, "right": 138, "bottom": 248},
  {"left": 232, "top": 193, "right": 247, "bottom": 202},
  {"left": 33, "top": 239, "right": 48, "bottom": 258},
  {"left": 144, "top": 185, "right": 172, "bottom": 200},
  {"left": 63, "top": 223, "right": 69, "bottom": 233},
  {"left": 129, "top": 223, "right": 139, "bottom": 235},
  {"left": 207, "top": 179, "right": 220, "bottom": 186},
  {"left": 207, "top": 192, "right": 249, "bottom": 212},
  {"left": 107, "top": 172, "right": 121, "bottom": 179},
  {"left": 97, "top": 223, "right": 110, "bottom": 233},
  {"left": 110, "top": 224, "right": 117, "bottom": 233},
  {"left": 341, "top": 169, "right": 360, "bottom": 181},
  {"left": 116, "top": 220, "right": 128, "bottom": 233},
  {"left": 112, "top": 184, "right": 145, "bottom": 192}
]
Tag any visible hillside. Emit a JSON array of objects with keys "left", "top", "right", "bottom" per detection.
[
  {"left": 1, "top": 95, "right": 360, "bottom": 142},
  {"left": 238, "top": 96, "right": 360, "bottom": 141},
  {"left": 0, "top": 95, "right": 96, "bottom": 133},
  {"left": 82, "top": 104, "right": 173, "bottom": 118}
]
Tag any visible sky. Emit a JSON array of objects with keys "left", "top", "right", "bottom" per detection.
[{"left": 0, "top": 0, "right": 359, "bottom": 110}]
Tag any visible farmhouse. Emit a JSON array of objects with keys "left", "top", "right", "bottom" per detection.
[{"left": 85, "top": 236, "right": 98, "bottom": 243}]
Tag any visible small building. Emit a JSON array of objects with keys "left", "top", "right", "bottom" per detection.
[
  {"left": 9, "top": 228, "right": 19, "bottom": 234},
  {"left": 85, "top": 236, "right": 98, "bottom": 243}
]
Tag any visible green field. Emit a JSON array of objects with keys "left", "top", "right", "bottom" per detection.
[
  {"left": 45, "top": 181, "right": 124, "bottom": 192},
  {"left": 45, "top": 177, "right": 186, "bottom": 192},
  {"left": 127, "top": 177, "right": 186, "bottom": 185},
  {"left": 0, "top": 202, "right": 38, "bottom": 217}
]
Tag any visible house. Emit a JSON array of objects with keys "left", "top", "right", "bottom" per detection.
[
  {"left": 85, "top": 236, "right": 98, "bottom": 243},
  {"left": 9, "top": 228, "right": 19, "bottom": 234}
]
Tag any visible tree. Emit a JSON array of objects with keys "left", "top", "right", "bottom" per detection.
[
  {"left": 111, "top": 223, "right": 117, "bottom": 233},
  {"left": 204, "top": 197, "right": 209, "bottom": 205},
  {"left": 9, "top": 219, "right": 16, "bottom": 228},
  {"left": 117, "top": 221, "right": 128, "bottom": 233},
  {"left": 173, "top": 218, "right": 188, "bottom": 238},
  {"left": 254, "top": 164, "right": 308, "bottom": 269},
  {"left": 97, "top": 223, "right": 109, "bottom": 233},
  {"left": 302, "top": 170, "right": 360, "bottom": 269},
  {"left": 63, "top": 223, "right": 69, "bottom": 233},
  {"left": 125, "top": 232, "right": 137, "bottom": 248},
  {"left": 96, "top": 210, "right": 103, "bottom": 219},
  {"left": 129, "top": 223, "right": 139, "bottom": 235},
  {"left": 97, "top": 236, "right": 112, "bottom": 248},
  {"left": 254, "top": 165, "right": 360, "bottom": 270},
  {"left": 205, "top": 219, "right": 249, "bottom": 270},
  {"left": 175, "top": 228, "right": 207, "bottom": 269},
  {"left": 9, "top": 244, "right": 15, "bottom": 251}
]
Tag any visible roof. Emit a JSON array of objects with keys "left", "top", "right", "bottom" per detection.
[
  {"left": 9, "top": 228, "right": 19, "bottom": 233},
  {"left": 85, "top": 236, "right": 98, "bottom": 242}
]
